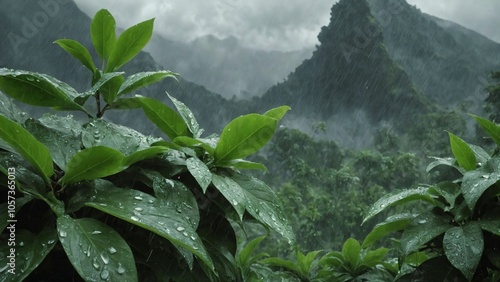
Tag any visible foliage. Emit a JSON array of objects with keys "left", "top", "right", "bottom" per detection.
[
  {"left": 363, "top": 115, "right": 500, "bottom": 281},
  {"left": 0, "top": 9, "right": 293, "bottom": 281}
]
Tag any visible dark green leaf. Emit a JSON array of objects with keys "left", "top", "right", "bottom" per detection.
[
  {"left": 362, "top": 213, "right": 416, "bottom": 248},
  {"left": 362, "top": 248, "right": 389, "bottom": 268},
  {"left": 479, "top": 208, "right": 500, "bottom": 236},
  {"left": 215, "top": 114, "right": 277, "bottom": 163},
  {"left": 342, "top": 238, "right": 361, "bottom": 268},
  {"left": 168, "top": 93, "right": 203, "bottom": 138},
  {"left": 0, "top": 228, "right": 58, "bottom": 282},
  {"left": 426, "top": 157, "right": 463, "bottom": 174},
  {"left": 85, "top": 185, "right": 214, "bottom": 271},
  {"left": 471, "top": 114, "right": 500, "bottom": 147},
  {"left": 54, "top": 39, "right": 96, "bottom": 72},
  {"left": 263, "top": 106, "right": 291, "bottom": 121},
  {"left": 443, "top": 222, "right": 483, "bottom": 281},
  {"left": 61, "top": 146, "right": 125, "bottom": 185},
  {"left": 122, "top": 146, "right": 169, "bottom": 167},
  {"left": 91, "top": 9, "right": 116, "bottom": 60},
  {"left": 400, "top": 212, "right": 452, "bottom": 256},
  {"left": 428, "top": 181, "right": 461, "bottom": 210},
  {"left": 110, "top": 97, "right": 142, "bottom": 109},
  {"left": 469, "top": 144, "right": 490, "bottom": 164},
  {"left": 106, "top": 18, "right": 154, "bottom": 72},
  {"left": 211, "top": 174, "right": 246, "bottom": 220},
  {"left": 0, "top": 91, "right": 26, "bottom": 123},
  {"left": 118, "top": 71, "right": 177, "bottom": 96},
  {"left": 448, "top": 132, "right": 476, "bottom": 171},
  {"left": 99, "top": 75, "right": 124, "bottom": 104},
  {"left": 0, "top": 114, "right": 53, "bottom": 184},
  {"left": 0, "top": 69, "right": 86, "bottom": 112},
  {"left": 362, "top": 187, "right": 436, "bottom": 224},
  {"left": 461, "top": 157, "right": 500, "bottom": 211},
  {"left": 237, "top": 236, "right": 267, "bottom": 269},
  {"left": 0, "top": 196, "right": 32, "bottom": 232},
  {"left": 57, "top": 216, "right": 137, "bottom": 281},
  {"left": 186, "top": 157, "right": 212, "bottom": 193},
  {"left": 397, "top": 256, "right": 465, "bottom": 282},
  {"left": 260, "top": 257, "right": 298, "bottom": 274},
  {"left": 297, "top": 250, "right": 321, "bottom": 278},
  {"left": 84, "top": 72, "right": 123, "bottom": 101}
]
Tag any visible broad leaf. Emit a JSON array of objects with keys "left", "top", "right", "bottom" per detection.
[
  {"left": 448, "top": 132, "right": 476, "bottom": 171},
  {"left": 215, "top": 114, "right": 277, "bottom": 163},
  {"left": 0, "top": 69, "right": 86, "bottom": 112},
  {"left": 427, "top": 181, "right": 461, "bottom": 210},
  {"left": 400, "top": 212, "right": 453, "bottom": 256},
  {"left": 426, "top": 157, "right": 463, "bottom": 174},
  {"left": 98, "top": 75, "right": 124, "bottom": 104},
  {"left": 0, "top": 228, "right": 58, "bottom": 282},
  {"left": 122, "top": 146, "right": 169, "bottom": 167},
  {"left": 232, "top": 173, "right": 295, "bottom": 244},
  {"left": 259, "top": 258, "right": 298, "bottom": 274},
  {"left": 61, "top": 146, "right": 125, "bottom": 185},
  {"left": 186, "top": 157, "right": 212, "bottom": 193},
  {"left": 85, "top": 185, "right": 214, "bottom": 271},
  {"left": 443, "top": 222, "right": 484, "bottom": 281},
  {"left": 106, "top": 18, "right": 154, "bottom": 72},
  {"left": 135, "top": 97, "right": 189, "bottom": 140},
  {"left": 362, "top": 187, "right": 437, "bottom": 224},
  {"left": 174, "top": 136, "right": 215, "bottom": 155},
  {"left": 0, "top": 91, "right": 26, "bottom": 123},
  {"left": 263, "top": 106, "right": 291, "bottom": 121},
  {"left": 168, "top": 93, "right": 203, "bottom": 138},
  {"left": 85, "top": 72, "right": 123, "bottom": 98},
  {"left": 211, "top": 174, "right": 246, "bottom": 220},
  {"left": 362, "top": 248, "right": 389, "bottom": 268},
  {"left": 118, "top": 71, "right": 177, "bottom": 96},
  {"left": 0, "top": 196, "right": 32, "bottom": 232},
  {"left": 471, "top": 114, "right": 500, "bottom": 147},
  {"left": 397, "top": 256, "right": 465, "bottom": 282},
  {"left": 479, "top": 208, "right": 500, "bottom": 236},
  {"left": 0, "top": 114, "right": 53, "bottom": 184},
  {"left": 91, "top": 9, "right": 116, "bottom": 60},
  {"left": 237, "top": 236, "right": 267, "bottom": 268},
  {"left": 342, "top": 238, "right": 361, "bottom": 268},
  {"left": 54, "top": 39, "right": 96, "bottom": 72},
  {"left": 362, "top": 213, "right": 416, "bottom": 248},
  {"left": 461, "top": 157, "right": 500, "bottom": 211},
  {"left": 297, "top": 250, "right": 322, "bottom": 278},
  {"left": 57, "top": 216, "right": 137, "bottom": 281},
  {"left": 469, "top": 144, "right": 490, "bottom": 164},
  {"left": 216, "top": 159, "right": 268, "bottom": 171}
]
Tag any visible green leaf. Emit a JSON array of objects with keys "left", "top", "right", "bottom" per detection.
[
  {"left": 231, "top": 173, "right": 295, "bottom": 244},
  {"left": 84, "top": 72, "right": 123, "bottom": 100},
  {"left": 342, "top": 238, "right": 361, "bottom": 268},
  {"left": 426, "top": 157, "right": 463, "bottom": 174},
  {"left": 443, "top": 222, "right": 483, "bottom": 281},
  {"left": 479, "top": 208, "right": 500, "bottom": 236},
  {"left": 362, "top": 213, "right": 416, "bottom": 248},
  {"left": 57, "top": 216, "right": 137, "bottom": 281},
  {"left": 85, "top": 185, "right": 214, "bottom": 271},
  {"left": 61, "top": 146, "right": 125, "bottom": 185},
  {"left": 237, "top": 236, "right": 267, "bottom": 268},
  {"left": 0, "top": 228, "right": 58, "bottom": 282},
  {"left": 362, "top": 248, "right": 389, "bottom": 268},
  {"left": 400, "top": 212, "right": 453, "bottom": 256},
  {"left": 0, "top": 114, "right": 53, "bottom": 184},
  {"left": 260, "top": 257, "right": 298, "bottom": 273},
  {"left": 99, "top": 75, "right": 124, "bottom": 104},
  {"left": 0, "top": 196, "right": 32, "bottom": 232},
  {"left": 186, "top": 157, "right": 212, "bottom": 193},
  {"left": 448, "top": 132, "right": 476, "bottom": 171},
  {"left": 471, "top": 114, "right": 500, "bottom": 147},
  {"left": 106, "top": 18, "right": 154, "bottom": 72},
  {"left": 0, "top": 69, "right": 87, "bottom": 112},
  {"left": 111, "top": 97, "right": 142, "bottom": 109},
  {"left": 54, "top": 39, "right": 96, "bottom": 72},
  {"left": 122, "top": 146, "right": 169, "bottom": 167},
  {"left": 135, "top": 96, "right": 189, "bottom": 140},
  {"left": 91, "top": 9, "right": 116, "bottom": 60},
  {"left": 469, "top": 144, "right": 490, "bottom": 164},
  {"left": 211, "top": 174, "right": 246, "bottom": 220},
  {"left": 427, "top": 181, "right": 461, "bottom": 210},
  {"left": 461, "top": 157, "right": 500, "bottom": 211},
  {"left": 215, "top": 114, "right": 277, "bottom": 163},
  {"left": 168, "top": 93, "right": 204, "bottom": 138},
  {"left": 362, "top": 187, "right": 436, "bottom": 224},
  {"left": 297, "top": 250, "right": 321, "bottom": 278},
  {"left": 216, "top": 159, "right": 268, "bottom": 171},
  {"left": 118, "top": 71, "right": 177, "bottom": 96},
  {"left": 173, "top": 136, "right": 215, "bottom": 155},
  {"left": 263, "top": 106, "right": 291, "bottom": 121}
]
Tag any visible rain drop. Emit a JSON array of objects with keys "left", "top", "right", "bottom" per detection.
[
  {"left": 59, "top": 230, "right": 67, "bottom": 238},
  {"left": 134, "top": 207, "right": 143, "bottom": 212},
  {"left": 232, "top": 200, "right": 238, "bottom": 206},
  {"left": 92, "top": 230, "right": 102, "bottom": 235},
  {"left": 19, "top": 242, "right": 24, "bottom": 247},
  {"left": 100, "top": 269, "right": 110, "bottom": 280},
  {"left": 101, "top": 253, "right": 110, "bottom": 265},
  {"left": 134, "top": 196, "right": 143, "bottom": 201},
  {"left": 176, "top": 226, "right": 185, "bottom": 232},
  {"left": 108, "top": 247, "right": 117, "bottom": 254},
  {"left": 117, "top": 263, "right": 126, "bottom": 274},
  {"left": 131, "top": 216, "right": 139, "bottom": 221}
]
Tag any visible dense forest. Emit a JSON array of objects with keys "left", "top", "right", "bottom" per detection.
[{"left": 0, "top": 0, "right": 499, "bottom": 281}]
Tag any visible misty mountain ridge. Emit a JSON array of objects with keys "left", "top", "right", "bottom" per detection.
[{"left": 1, "top": 0, "right": 499, "bottom": 149}]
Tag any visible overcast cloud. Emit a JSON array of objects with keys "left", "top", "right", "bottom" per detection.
[{"left": 73, "top": 0, "right": 500, "bottom": 51}]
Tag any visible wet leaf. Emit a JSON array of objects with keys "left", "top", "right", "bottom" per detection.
[
  {"left": 471, "top": 114, "right": 500, "bottom": 147},
  {"left": 479, "top": 208, "right": 500, "bottom": 236},
  {"left": 122, "top": 146, "right": 169, "bottom": 167},
  {"left": 211, "top": 174, "right": 246, "bottom": 220},
  {"left": 217, "top": 159, "right": 268, "bottom": 171},
  {"left": 426, "top": 157, "right": 463, "bottom": 174},
  {"left": 342, "top": 238, "right": 361, "bottom": 268},
  {"left": 168, "top": 93, "right": 204, "bottom": 138},
  {"left": 186, "top": 157, "right": 212, "bottom": 193},
  {"left": 362, "top": 213, "right": 416, "bottom": 248},
  {"left": 448, "top": 132, "right": 476, "bottom": 171},
  {"left": 54, "top": 39, "right": 96, "bottom": 72},
  {"left": 57, "top": 216, "right": 137, "bottom": 281},
  {"left": 461, "top": 157, "right": 500, "bottom": 211},
  {"left": 263, "top": 106, "right": 291, "bottom": 121},
  {"left": 118, "top": 71, "right": 177, "bottom": 96},
  {"left": 174, "top": 136, "right": 214, "bottom": 155},
  {"left": 400, "top": 212, "right": 452, "bottom": 256},
  {"left": 91, "top": 9, "right": 116, "bottom": 60},
  {"left": 0, "top": 196, "right": 32, "bottom": 232},
  {"left": 443, "top": 222, "right": 483, "bottom": 281}
]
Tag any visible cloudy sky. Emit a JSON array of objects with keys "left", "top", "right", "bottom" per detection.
[{"left": 73, "top": 0, "right": 500, "bottom": 51}]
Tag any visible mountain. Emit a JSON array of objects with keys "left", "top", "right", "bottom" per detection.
[
  {"left": 145, "top": 34, "right": 313, "bottom": 99},
  {"left": 368, "top": 0, "right": 500, "bottom": 108},
  {"left": 258, "top": 0, "right": 432, "bottom": 132}
]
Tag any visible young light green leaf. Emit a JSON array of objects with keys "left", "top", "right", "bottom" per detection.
[
  {"left": 215, "top": 114, "right": 277, "bottom": 163},
  {"left": 448, "top": 132, "right": 476, "bottom": 171},
  {"left": 362, "top": 187, "right": 436, "bottom": 224},
  {"left": 362, "top": 248, "right": 390, "bottom": 268},
  {"left": 186, "top": 157, "right": 212, "bottom": 193},
  {"left": 0, "top": 114, "right": 53, "bottom": 184},
  {"left": 259, "top": 257, "right": 298, "bottom": 274},
  {"left": 135, "top": 97, "right": 189, "bottom": 140},
  {"left": 173, "top": 136, "right": 214, "bottom": 155},
  {"left": 342, "top": 238, "right": 361, "bottom": 268},
  {"left": 297, "top": 250, "right": 322, "bottom": 279},
  {"left": 237, "top": 236, "right": 267, "bottom": 268},
  {"left": 93, "top": 73, "right": 125, "bottom": 103},
  {"left": 122, "top": 146, "right": 169, "bottom": 167},
  {"left": 54, "top": 39, "right": 96, "bottom": 72},
  {"left": 471, "top": 114, "right": 500, "bottom": 147},
  {"left": 0, "top": 69, "right": 87, "bottom": 112},
  {"left": 443, "top": 222, "right": 483, "bottom": 281},
  {"left": 362, "top": 213, "right": 416, "bottom": 248},
  {"left": 263, "top": 106, "right": 291, "bottom": 121},
  {"left": 106, "top": 18, "right": 154, "bottom": 72},
  {"left": 85, "top": 185, "right": 214, "bottom": 271},
  {"left": 91, "top": 9, "right": 116, "bottom": 60},
  {"left": 216, "top": 159, "right": 268, "bottom": 171},
  {"left": 57, "top": 216, "right": 137, "bottom": 281},
  {"left": 0, "top": 228, "right": 57, "bottom": 282},
  {"left": 61, "top": 146, "right": 125, "bottom": 185},
  {"left": 118, "top": 71, "right": 177, "bottom": 96},
  {"left": 168, "top": 93, "right": 203, "bottom": 138}
]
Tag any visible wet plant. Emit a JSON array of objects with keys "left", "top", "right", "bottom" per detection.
[{"left": 0, "top": 9, "right": 293, "bottom": 281}]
